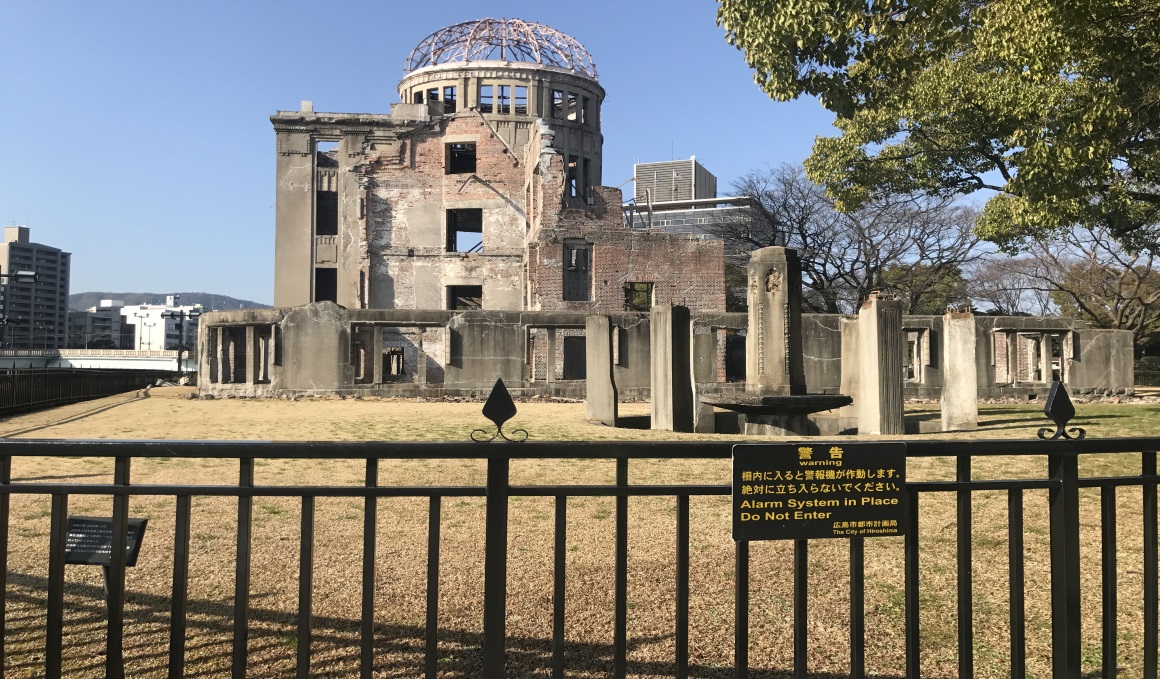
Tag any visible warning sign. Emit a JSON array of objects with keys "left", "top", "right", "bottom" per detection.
[{"left": 732, "top": 443, "right": 907, "bottom": 541}]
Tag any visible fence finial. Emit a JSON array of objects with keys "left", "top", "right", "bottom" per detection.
[
  {"left": 1037, "top": 381, "right": 1086, "bottom": 440},
  {"left": 471, "top": 378, "right": 528, "bottom": 442}
]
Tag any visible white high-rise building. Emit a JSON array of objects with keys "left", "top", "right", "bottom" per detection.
[{"left": 121, "top": 295, "right": 201, "bottom": 351}]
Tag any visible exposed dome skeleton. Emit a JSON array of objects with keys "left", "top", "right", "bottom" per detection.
[{"left": 405, "top": 18, "right": 598, "bottom": 80}]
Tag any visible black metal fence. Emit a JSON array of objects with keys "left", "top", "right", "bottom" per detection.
[
  {"left": 0, "top": 437, "right": 1157, "bottom": 678},
  {"left": 0, "top": 368, "right": 175, "bottom": 417},
  {"left": 1138, "top": 370, "right": 1160, "bottom": 387}
]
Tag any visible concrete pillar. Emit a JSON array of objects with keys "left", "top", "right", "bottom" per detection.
[
  {"left": 745, "top": 247, "right": 805, "bottom": 395},
  {"left": 650, "top": 305, "right": 695, "bottom": 432},
  {"left": 245, "top": 326, "right": 258, "bottom": 386},
  {"left": 417, "top": 330, "right": 427, "bottom": 386},
  {"left": 216, "top": 327, "right": 229, "bottom": 384},
  {"left": 838, "top": 316, "right": 860, "bottom": 428},
  {"left": 585, "top": 316, "right": 618, "bottom": 425},
  {"left": 857, "top": 293, "right": 905, "bottom": 435},
  {"left": 942, "top": 311, "right": 978, "bottom": 431},
  {"left": 372, "top": 326, "right": 384, "bottom": 384},
  {"left": 546, "top": 328, "right": 557, "bottom": 384}
]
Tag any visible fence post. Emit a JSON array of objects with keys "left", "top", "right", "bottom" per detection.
[
  {"left": 483, "top": 455, "right": 510, "bottom": 676},
  {"left": 1048, "top": 451, "right": 1081, "bottom": 679}
]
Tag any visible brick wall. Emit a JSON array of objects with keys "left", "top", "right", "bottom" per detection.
[{"left": 532, "top": 186, "right": 725, "bottom": 313}]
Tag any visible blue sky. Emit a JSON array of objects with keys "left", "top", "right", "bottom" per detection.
[{"left": 0, "top": 1, "right": 836, "bottom": 305}]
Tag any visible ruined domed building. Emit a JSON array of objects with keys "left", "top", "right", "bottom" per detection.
[
  {"left": 200, "top": 19, "right": 729, "bottom": 397},
  {"left": 197, "top": 19, "right": 1133, "bottom": 404}
]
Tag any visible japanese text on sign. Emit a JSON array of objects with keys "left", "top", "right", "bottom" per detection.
[{"left": 732, "top": 443, "right": 907, "bottom": 541}]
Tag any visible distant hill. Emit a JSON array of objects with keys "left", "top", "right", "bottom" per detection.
[{"left": 69, "top": 292, "right": 271, "bottom": 312}]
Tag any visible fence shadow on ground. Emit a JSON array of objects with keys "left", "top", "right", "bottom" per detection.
[{"left": 4, "top": 571, "right": 904, "bottom": 678}]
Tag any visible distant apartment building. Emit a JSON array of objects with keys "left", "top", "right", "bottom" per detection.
[
  {"left": 121, "top": 296, "right": 201, "bottom": 351},
  {"left": 0, "top": 226, "right": 71, "bottom": 349},
  {"left": 67, "top": 300, "right": 130, "bottom": 349}
]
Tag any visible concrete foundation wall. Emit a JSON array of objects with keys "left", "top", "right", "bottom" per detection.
[{"left": 199, "top": 305, "right": 1136, "bottom": 399}]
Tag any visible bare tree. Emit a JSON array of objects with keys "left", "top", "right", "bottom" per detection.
[
  {"left": 1017, "top": 226, "right": 1160, "bottom": 344},
  {"left": 966, "top": 256, "right": 1056, "bottom": 316},
  {"left": 706, "top": 164, "right": 983, "bottom": 313}
]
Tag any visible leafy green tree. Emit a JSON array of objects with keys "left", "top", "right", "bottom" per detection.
[{"left": 717, "top": 0, "right": 1160, "bottom": 249}]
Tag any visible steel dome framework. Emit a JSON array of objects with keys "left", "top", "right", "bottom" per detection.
[{"left": 405, "top": 19, "right": 598, "bottom": 80}]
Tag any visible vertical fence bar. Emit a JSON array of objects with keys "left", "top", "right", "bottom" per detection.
[
  {"left": 1008, "top": 488, "right": 1025, "bottom": 679},
  {"left": 1048, "top": 453, "right": 1081, "bottom": 679},
  {"left": 735, "top": 540, "right": 749, "bottom": 679},
  {"left": 553, "top": 495, "right": 567, "bottom": 679},
  {"left": 1101, "top": 486, "right": 1116, "bottom": 679},
  {"left": 614, "top": 457, "right": 628, "bottom": 678},
  {"left": 107, "top": 456, "right": 130, "bottom": 679},
  {"left": 1144, "top": 451, "right": 1157, "bottom": 679},
  {"left": 676, "top": 494, "right": 690, "bottom": 679},
  {"left": 794, "top": 539, "right": 808, "bottom": 679},
  {"left": 483, "top": 455, "right": 509, "bottom": 677},
  {"left": 425, "top": 496, "right": 441, "bottom": 679},
  {"left": 46, "top": 493, "right": 68, "bottom": 679},
  {"left": 297, "top": 496, "right": 315, "bottom": 678},
  {"left": 849, "top": 537, "right": 865, "bottom": 679},
  {"left": 169, "top": 494, "right": 191, "bottom": 679},
  {"left": 232, "top": 458, "right": 254, "bottom": 679},
  {"left": 0, "top": 454, "right": 10, "bottom": 672},
  {"left": 957, "top": 455, "right": 972, "bottom": 679},
  {"left": 361, "top": 459, "right": 378, "bottom": 678},
  {"left": 905, "top": 490, "right": 920, "bottom": 678}
]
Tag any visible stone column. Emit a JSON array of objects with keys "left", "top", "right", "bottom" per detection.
[
  {"left": 650, "top": 305, "right": 695, "bottom": 432},
  {"left": 416, "top": 330, "right": 427, "bottom": 386},
  {"left": 245, "top": 326, "right": 258, "bottom": 386},
  {"left": 838, "top": 316, "right": 860, "bottom": 430},
  {"left": 216, "top": 327, "right": 229, "bottom": 384},
  {"left": 545, "top": 328, "right": 558, "bottom": 384},
  {"left": 941, "top": 311, "right": 978, "bottom": 430},
  {"left": 857, "top": 293, "right": 905, "bottom": 435},
  {"left": 372, "top": 326, "right": 384, "bottom": 384},
  {"left": 585, "top": 316, "right": 618, "bottom": 425},
  {"left": 745, "top": 247, "right": 804, "bottom": 395}
]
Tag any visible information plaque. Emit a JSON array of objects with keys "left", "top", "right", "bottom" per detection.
[
  {"left": 64, "top": 516, "right": 148, "bottom": 567},
  {"left": 732, "top": 443, "right": 906, "bottom": 541}
]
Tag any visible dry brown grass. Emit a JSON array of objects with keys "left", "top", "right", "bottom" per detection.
[{"left": 1, "top": 388, "right": 1158, "bottom": 677}]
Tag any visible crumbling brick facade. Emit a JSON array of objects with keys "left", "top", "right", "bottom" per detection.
[{"left": 271, "top": 23, "right": 724, "bottom": 319}]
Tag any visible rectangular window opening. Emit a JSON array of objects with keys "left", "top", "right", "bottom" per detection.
[
  {"left": 567, "top": 92, "right": 579, "bottom": 121},
  {"left": 448, "top": 285, "right": 483, "bottom": 310},
  {"left": 315, "top": 190, "right": 338, "bottom": 235},
  {"left": 443, "top": 86, "right": 457, "bottom": 113},
  {"left": 315, "top": 140, "right": 339, "bottom": 168},
  {"left": 562, "top": 336, "right": 587, "bottom": 380},
  {"left": 562, "top": 241, "right": 591, "bottom": 301},
  {"left": 551, "top": 90, "right": 564, "bottom": 117},
  {"left": 427, "top": 88, "right": 439, "bottom": 102},
  {"left": 624, "top": 282, "right": 654, "bottom": 312},
  {"left": 446, "top": 208, "right": 483, "bottom": 252},
  {"left": 566, "top": 156, "right": 579, "bottom": 198},
  {"left": 314, "top": 268, "right": 337, "bottom": 304},
  {"left": 515, "top": 86, "right": 528, "bottom": 115},
  {"left": 581, "top": 96, "right": 590, "bottom": 124},
  {"left": 479, "top": 85, "right": 494, "bottom": 114},
  {"left": 383, "top": 347, "right": 405, "bottom": 381},
  {"left": 447, "top": 143, "right": 476, "bottom": 174},
  {"left": 497, "top": 85, "right": 511, "bottom": 114},
  {"left": 413, "top": 91, "right": 424, "bottom": 104}
]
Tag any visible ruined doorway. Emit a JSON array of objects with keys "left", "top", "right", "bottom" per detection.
[{"left": 562, "top": 336, "right": 586, "bottom": 380}]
